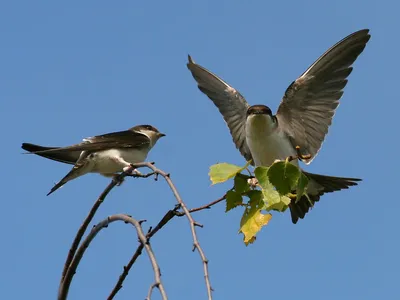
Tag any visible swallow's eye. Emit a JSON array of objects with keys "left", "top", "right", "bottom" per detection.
[{"left": 143, "top": 125, "right": 156, "bottom": 131}]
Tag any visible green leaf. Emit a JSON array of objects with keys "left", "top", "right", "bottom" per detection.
[
  {"left": 265, "top": 194, "right": 291, "bottom": 212},
  {"left": 247, "top": 189, "right": 263, "bottom": 202},
  {"left": 209, "top": 161, "right": 252, "bottom": 185},
  {"left": 239, "top": 196, "right": 272, "bottom": 245},
  {"left": 226, "top": 190, "right": 243, "bottom": 212},
  {"left": 261, "top": 180, "right": 290, "bottom": 212},
  {"left": 254, "top": 166, "right": 270, "bottom": 189},
  {"left": 254, "top": 167, "right": 290, "bottom": 212},
  {"left": 296, "top": 172, "right": 309, "bottom": 202},
  {"left": 234, "top": 174, "right": 251, "bottom": 194},
  {"left": 267, "top": 161, "right": 301, "bottom": 195},
  {"left": 209, "top": 163, "right": 242, "bottom": 184},
  {"left": 247, "top": 190, "right": 264, "bottom": 208}
]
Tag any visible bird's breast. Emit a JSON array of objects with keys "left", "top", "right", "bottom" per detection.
[
  {"left": 92, "top": 148, "right": 149, "bottom": 174},
  {"left": 246, "top": 117, "right": 297, "bottom": 167}
]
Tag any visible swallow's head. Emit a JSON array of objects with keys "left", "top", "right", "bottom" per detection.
[
  {"left": 246, "top": 105, "right": 273, "bottom": 117},
  {"left": 246, "top": 105, "right": 277, "bottom": 132},
  {"left": 132, "top": 124, "right": 166, "bottom": 145}
]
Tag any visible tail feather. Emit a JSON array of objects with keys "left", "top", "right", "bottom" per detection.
[
  {"left": 21, "top": 143, "right": 78, "bottom": 165},
  {"left": 304, "top": 172, "right": 361, "bottom": 193},
  {"left": 47, "top": 169, "right": 76, "bottom": 196},
  {"left": 47, "top": 179, "right": 67, "bottom": 196},
  {"left": 47, "top": 162, "right": 90, "bottom": 196},
  {"left": 289, "top": 194, "right": 321, "bottom": 224},
  {"left": 289, "top": 172, "right": 361, "bottom": 224}
]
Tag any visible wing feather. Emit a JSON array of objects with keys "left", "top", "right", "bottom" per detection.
[
  {"left": 26, "top": 130, "right": 150, "bottom": 154},
  {"left": 187, "top": 55, "right": 253, "bottom": 162},
  {"left": 276, "top": 29, "right": 370, "bottom": 164}
]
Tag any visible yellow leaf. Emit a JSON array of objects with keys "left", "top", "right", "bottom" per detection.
[
  {"left": 244, "top": 236, "right": 256, "bottom": 246},
  {"left": 239, "top": 208, "right": 272, "bottom": 245}
]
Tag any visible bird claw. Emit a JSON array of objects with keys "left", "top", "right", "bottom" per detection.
[
  {"left": 122, "top": 165, "right": 142, "bottom": 176},
  {"left": 132, "top": 169, "right": 142, "bottom": 176},
  {"left": 284, "top": 146, "right": 312, "bottom": 163},
  {"left": 295, "top": 146, "right": 311, "bottom": 160},
  {"left": 122, "top": 165, "right": 132, "bottom": 173}
]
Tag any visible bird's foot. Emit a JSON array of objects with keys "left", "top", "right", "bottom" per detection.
[
  {"left": 284, "top": 146, "right": 312, "bottom": 163},
  {"left": 122, "top": 165, "right": 142, "bottom": 175},
  {"left": 124, "top": 165, "right": 155, "bottom": 179},
  {"left": 131, "top": 169, "right": 142, "bottom": 176},
  {"left": 295, "top": 146, "right": 311, "bottom": 160}
]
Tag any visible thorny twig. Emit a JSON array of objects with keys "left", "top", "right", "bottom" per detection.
[
  {"left": 108, "top": 194, "right": 226, "bottom": 299},
  {"left": 59, "top": 165, "right": 139, "bottom": 285},
  {"left": 140, "top": 162, "right": 213, "bottom": 300},
  {"left": 60, "top": 162, "right": 218, "bottom": 300},
  {"left": 58, "top": 214, "right": 167, "bottom": 300},
  {"left": 108, "top": 205, "right": 181, "bottom": 299}
]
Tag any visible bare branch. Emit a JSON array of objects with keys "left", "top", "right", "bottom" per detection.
[
  {"left": 60, "top": 166, "right": 137, "bottom": 284},
  {"left": 61, "top": 162, "right": 215, "bottom": 300},
  {"left": 58, "top": 214, "right": 167, "bottom": 300},
  {"left": 188, "top": 194, "right": 227, "bottom": 214},
  {"left": 109, "top": 194, "right": 227, "bottom": 299},
  {"left": 108, "top": 246, "right": 144, "bottom": 300},
  {"left": 108, "top": 206, "right": 180, "bottom": 299},
  {"left": 126, "top": 171, "right": 156, "bottom": 179},
  {"left": 120, "top": 215, "right": 167, "bottom": 300},
  {"left": 146, "top": 283, "right": 160, "bottom": 300},
  {"left": 139, "top": 162, "right": 213, "bottom": 299}
]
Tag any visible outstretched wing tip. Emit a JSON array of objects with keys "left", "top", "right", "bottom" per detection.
[
  {"left": 277, "top": 29, "right": 370, "bottom": 162},
  {"left": 187, "top": 55, "right": 196, "bottom": 69},
  {"left": 186, "top": 56, "right": 253, "bottom": 162},
  {"left": 357, "top": 28, "right": 371, "bottom": 41}
]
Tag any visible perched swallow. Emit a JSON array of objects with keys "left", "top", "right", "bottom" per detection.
[
  {"left": 22, "top": 125, "right": 165, "bottom": 196},
  {"left": 187, "top": 29, "right": 370, "bottom": 223}
]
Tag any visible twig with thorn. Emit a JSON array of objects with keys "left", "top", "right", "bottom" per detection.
[
  {"left": 109, "top": 194, "right": 227, "bottom": 299},
  {"left": 140, "top": 162, "right": 213, "bottom": 300},
  {"left": 59, "top": 165, "right": 138, "bottom": 285},
  {"left": 59, "top": 214, "right": 167, "bottom": 300},
  {"left": 108, "top": 205, "right": 181, "bottom": 299}
]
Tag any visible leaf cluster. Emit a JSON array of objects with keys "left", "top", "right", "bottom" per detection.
[{"left": 209, "top": 160, "right": 309, "bottom": 245}]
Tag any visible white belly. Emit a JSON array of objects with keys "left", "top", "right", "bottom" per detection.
[
  {"left": 91, "top": 148, "right": 149, "bottom": 174},
  {"left": 246, "top": 116, "right": 298, "bottom": 167}
]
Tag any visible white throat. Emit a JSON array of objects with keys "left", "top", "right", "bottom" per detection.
[
  {"left": 138, "top": 130, "right": 161, "bottom": 148},
  {"left": 245, "top": 114, "right": 297, "bottom": 167}
]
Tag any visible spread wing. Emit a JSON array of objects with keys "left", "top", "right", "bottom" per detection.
[
  {"left": 26, "top": 129, "right": 151, "bottom": 154},
  {"left": 187, "top": 55, "right": 253, "bottom": 162},
  {"left": 276, "top": 29, "right": 370, "bottom": 164}
]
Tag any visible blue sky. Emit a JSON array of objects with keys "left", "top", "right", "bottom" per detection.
[{"left": 1, "top": 1, "right": 397, "bottom": 299}]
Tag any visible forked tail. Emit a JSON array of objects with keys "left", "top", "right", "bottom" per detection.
[{"left": 289, "top": 172, "right": 361, "bottom": 224}]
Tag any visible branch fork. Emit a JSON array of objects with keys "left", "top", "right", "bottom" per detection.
[{"left": 58, "top": 162, "right": 215, "bottom": 300}]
